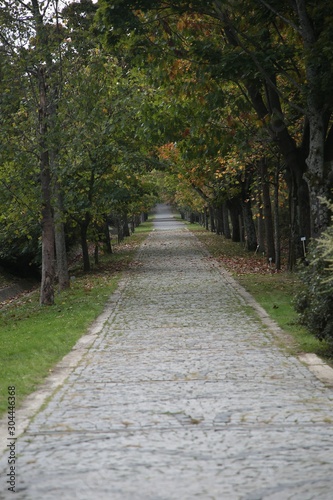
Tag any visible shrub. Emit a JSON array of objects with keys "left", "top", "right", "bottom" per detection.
[{"left": 294, "top": 201, "right": 333, "bottom": 344}]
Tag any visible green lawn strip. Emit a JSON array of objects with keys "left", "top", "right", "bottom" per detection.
[
  {"left": 0, "top": 221, "right": 153, "bottom": 417},
  {"left": 186, "top": 222, "right": 331, "bottom": 360},
  {"left": 237, "top": 273, "right": 330, "bottom": 357}
]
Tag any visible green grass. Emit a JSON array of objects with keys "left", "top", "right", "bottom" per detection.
[
  {"left": 186, "top": 222, "right": 332, "bottom": 361},
  {"left": 238, "top": 273, "right": 330, "bottom": 356},
  {"left": 0, "top": 221, "right": 153, "bottom": 417}
]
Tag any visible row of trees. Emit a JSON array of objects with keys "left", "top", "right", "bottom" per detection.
[
  {"left": 96, "top": 0, "right": 333, "bottom": 269},
  {"left": 1, "top": 1, "right": 332, "bottom": 310},
  {"left": 0, "top": 0, "right": 158, "bottom": 304}
]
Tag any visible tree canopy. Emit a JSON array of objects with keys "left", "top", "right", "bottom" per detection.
[{"left": 1, "top": 0, "right": 332, "bottom": 303}]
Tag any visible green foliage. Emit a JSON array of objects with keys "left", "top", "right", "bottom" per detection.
[{"left": 294, "top": 235, "right": 333, "bottom": 344}]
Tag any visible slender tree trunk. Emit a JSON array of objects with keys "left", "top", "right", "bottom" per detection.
[
  {"left": 215, "top": 204, "right": 224, "bottom": 235},
  {"left": 228, "top": 199, "right": 241, "bottom": 242},
  {"left": 104, "top": 218, "right": 113, "bottom": 254},
  {"left": 260, "top": 159, "right": 275, "bottom": 262},
  {"left": 209, "top": 206, "right": 216, "bottom": 232},
  {"left": 222, "top": 203, "right": 231, "bottom": 239},
  {"left": 80, "top": 214, "right": 91, "bottom": 272},
  {"left": 305, "top": 108, "right": 329, "bottom": 236},
  {"left": 117, "top": 217, "right": 124, "bottom": 243},
  {"left": 286, "top": 170, "right": 298, "bottom": 270},
  {"left": 53, "top": 178, "right": 70, "bottom": 291},
  {"left": 40, "top": 156, "right": 55, "bottom": 305},
  {"left": 256, "top": 190, "right": 265, "bottom": 253},
  {"left": 38, "top": 67, "right": 55, "bottom": 305},
  {"left": 241, "top": 199, "right": 257, "bottom": 251},
  {"left": 274, "top": 167, "right": 281, "bottom": 270},
  {"left": 298, "top": 179, "right": 311, "bottom": 243},
  {"left": 48, "top": 79, "right": 69, "bottom": 292}
]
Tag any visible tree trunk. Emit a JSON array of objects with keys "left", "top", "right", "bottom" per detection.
[
  {"left": 123, "top": 212, "right": 131, "bottom": 237},
  {"left": 305, "top": 108, "right": 329, "bottom": 236},
  {"left": 104, "top": 218, "right": 113, "bottom": 254},
  {"left": 260, "top": 159, "right": 275, "bottom": 261},
  {"left": 240, "top": 167, "right": 257, "bottom": 251},
  {"left": 40, "top": 160, "right": 55, "bottom": 305},
  {"left": 215, "top": 204, "right": 224, "bottom": 235},
  {"left": 38, "top": 67, "right": 55, "bottom": 306},
  {"left": 241, "top": 199, "right": 257, "bottom": 251},
  {"left": 274, "top": 167, "right": 281, "bottom": 270},
  {"left": 222, "top": 203, "right": 231, "bottom": 239},
  {"left": 117, "top": 217, "right": 124, "bottom": 243},
  {"left": 80, "top": 214, "right": 91, "bottom": 272},
  {"left": 209, "top": 206, "right": 216, "bottom": 232},
  {"left": 298, "top": 179, "right": 311, "bottom": 243},
  {"left": 228, "top": 199, "right": 241, "bottom": 242},
  {"left": 247, "top": 80, "right": 311, "bottom": 244},
  {"left": 54, "top": 180, "right": 70, "bottom": 291}
]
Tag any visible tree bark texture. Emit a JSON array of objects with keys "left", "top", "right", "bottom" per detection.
[
  {"left": 260, "top": 159, "right": 275, "bottom": 262},
  {"left": 227, "top": 198, "right": 241, "bottom": 242},
  {"left": 222, "top": 203, "right": 231, "bottom": 239},
  {"left": 54, "top": 176, "right": 70, "bottom": 291},
  {"left": 241, "top": 199, "right": 257, "bottom": 251},
  {"left": 38, "top": 67, "right": 55, "bottom": 305},
  {"left": 80, "top": 213, "right": 91, "bottom": 272}
]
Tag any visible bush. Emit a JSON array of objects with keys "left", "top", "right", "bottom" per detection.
[{"left": 294, "top": 202, "right": 333, "bottom": 344}]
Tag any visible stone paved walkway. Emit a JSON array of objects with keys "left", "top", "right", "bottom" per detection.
[{"left": 1, "top": 204, "right": 333, "bottom": 499}]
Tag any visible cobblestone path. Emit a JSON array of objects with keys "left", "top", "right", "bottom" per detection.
[{"left": 1, "top": 204, "right": 333, "bottom": 499}]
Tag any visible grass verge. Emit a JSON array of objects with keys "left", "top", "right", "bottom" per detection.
[
  {"left": 185, "top": 222, "right": 332, "bottom": 362},
  {"left": 0, "top": 221, "right": 153, "bottom": 418}
]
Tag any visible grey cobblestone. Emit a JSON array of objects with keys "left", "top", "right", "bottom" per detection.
[{"left": 1, "top": 204, "right": 333, "bottom": 499}]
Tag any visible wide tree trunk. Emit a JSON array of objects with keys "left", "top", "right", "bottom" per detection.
[{"left": 204, "top": 208, "right": 209, "bottom": 230}]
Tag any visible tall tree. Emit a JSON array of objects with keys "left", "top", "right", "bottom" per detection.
[
  {"left": 0, "top": 0, "right": 69, "bottom": 304},
  {"left": 97, "top": 0, "right": 333, "bottom": 244}
]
